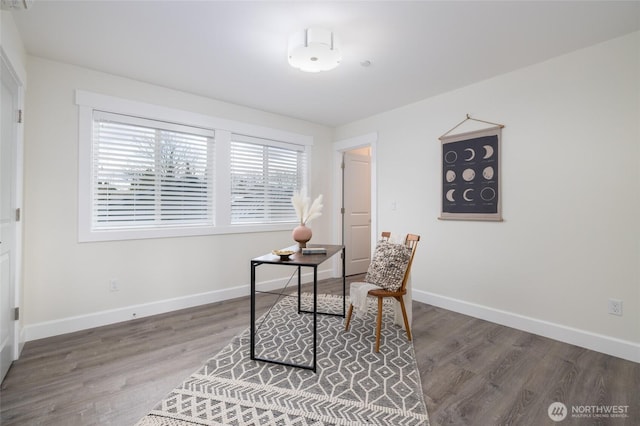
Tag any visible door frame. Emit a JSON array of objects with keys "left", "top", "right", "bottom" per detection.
[
  {"left": 332, "top": 132, "right": 377, "bottom": 277},
  {"left": 1, "top": 47, "right": 25, "bottom": 362}
]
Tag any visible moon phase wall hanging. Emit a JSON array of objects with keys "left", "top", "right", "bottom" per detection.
[{"left": 439, "top": 123, "right": 503, "bottom": 221}]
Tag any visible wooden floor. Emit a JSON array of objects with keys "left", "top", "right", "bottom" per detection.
[{"left": 1, "top": 275, "right": 638, "bottom": 425}]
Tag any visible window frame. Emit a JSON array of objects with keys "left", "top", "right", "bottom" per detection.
[
  {"left": 77, "top": 90, "right": 312, "bottom": 242},
  {"left": 230, "top": 133, "right": 308, "bottom": 225},
  {"left": 91, "top": 111, "right": 216, "bottom": 230}
]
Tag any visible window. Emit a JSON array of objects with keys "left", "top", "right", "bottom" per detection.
[
  {"left": 230, "top": 134, "right": 307, "bottom": 224},
  {"left": 91, "top": 112, "right": 215, "bottom": 229},
  {"left": 77, "top": 90, "right": 312, "bottom": 241}
]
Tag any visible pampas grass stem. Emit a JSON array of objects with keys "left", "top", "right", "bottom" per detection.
[{"left": 291, "top": 190, "right": 323, "bottom": 225}]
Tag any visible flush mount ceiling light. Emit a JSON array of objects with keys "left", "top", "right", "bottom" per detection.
[{"left": 288, "top": 28, "right": 342, "bottom": 73}]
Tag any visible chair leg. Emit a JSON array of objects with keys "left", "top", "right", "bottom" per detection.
[
  {"left": 345, "top": 304, "right": 354, "bottom": 331},
  {"left": 397, "top": 296, "right": 412, "bottom": 341},
  {"left": 375, "top": 297, "right": 383, "bottom": 352}
]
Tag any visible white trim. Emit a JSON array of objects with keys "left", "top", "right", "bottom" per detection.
[
  {"left": 333, "top": 132, "right": 377, "bottom": 152},
  {"left": 75, "top": 90, "right": 313, "bottom": 146},
  {"left": 1, "top": 47, "right": 25, "bottom": 361},
  {"left": 215, "top": 130, "right": 232, "bottom": 225},
  {"left": 23, "top": 268, "right": 334, "bottom": 341},
  {"left": 413, "top": 290, "right": 640, "bottom": 363},
  {"left": 332, "top": 132, "right": 378, "bottom": 277},
  {"left": 79, "top": 223, "right": 299, "bottom": 243},
  {"left": 18, "top": 328, "right": 26, "bottom": 355},
  {"left": 76, "top": 90, "right": 312, "bottom": 242},
  {"left": 77, "top": 104, "right": 93, "bottom": 241}
]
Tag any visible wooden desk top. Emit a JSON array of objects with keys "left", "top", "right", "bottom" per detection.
[{"left": 251, "top": 244, "right": 343, "bottom": 267}]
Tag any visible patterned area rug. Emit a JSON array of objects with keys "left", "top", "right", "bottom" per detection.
[{"left": 136, "top": 293, "right": 429, "bottom": 425}]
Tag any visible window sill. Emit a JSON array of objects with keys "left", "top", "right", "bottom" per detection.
[{"left": 78, "top": 223, "right": 298, "bottom": 243}]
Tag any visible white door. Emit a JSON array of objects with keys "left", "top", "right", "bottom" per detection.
[
  {"left": 1, "top": 55, "right": 19, "bottom": 382},
  {"left": 343, "top": 151, "right": 371, "bottom": 276}
]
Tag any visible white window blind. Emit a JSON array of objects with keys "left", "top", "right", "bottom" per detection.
[
  {"left": 92, "top": 111, "right": 215, "bottom": 229},
  {"left": 230, "top": 134, "right": 307, "bottom": 224}
]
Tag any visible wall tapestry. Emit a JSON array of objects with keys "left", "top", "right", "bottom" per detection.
[{"left": 439, "top": 116, "right": 504, "bottom": 221}]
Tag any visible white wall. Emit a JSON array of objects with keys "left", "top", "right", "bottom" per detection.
[
  {"left": 22, "top": 57, "right": 335, "bottom": 339},
  {"left": 335, "top": 32, "right": 640, "bottom": 362},
  {"left": 17, "top": 26, "right": 640, "bottom": 362}
]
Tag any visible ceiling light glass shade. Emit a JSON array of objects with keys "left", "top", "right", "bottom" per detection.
[{"left": 288, "top": 28, "right": 342, "bottom": 73}]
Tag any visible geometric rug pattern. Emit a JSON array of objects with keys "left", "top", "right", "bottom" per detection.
[{"left": 136, "top": 293, "right": 429, "bottom": 425}]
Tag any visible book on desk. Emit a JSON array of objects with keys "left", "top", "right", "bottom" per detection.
[{"left": 301, "top": 247, "right": 327, "bottom": 255}]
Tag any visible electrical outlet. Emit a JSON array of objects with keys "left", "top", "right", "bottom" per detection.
[
  {"left": 109, "top": 279, "right": 119, "bottom": 292},
  {"left": 608, "top": 299, "right": 622, "bottom": 316}
]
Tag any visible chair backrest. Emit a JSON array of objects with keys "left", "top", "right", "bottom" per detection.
[
  {"left": 380, "top": 232, "right": 420, "bottom": 292},
  {"left": 400, "top": 234, "right": 420, "bottom": 292}
]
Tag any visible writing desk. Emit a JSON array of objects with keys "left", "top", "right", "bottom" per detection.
[{"left": 250, "top": 244, "right": 345, "bottom": 372}]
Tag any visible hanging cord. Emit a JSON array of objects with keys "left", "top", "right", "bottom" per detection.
[{"left": 439, "top": 114, "right": 505, "bottom": 139}]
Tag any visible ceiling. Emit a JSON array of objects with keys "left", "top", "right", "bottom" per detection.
[{"left": 10, "top": 1, "right": 640, "bottom": 127}]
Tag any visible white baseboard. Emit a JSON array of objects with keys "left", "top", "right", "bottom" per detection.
[
  {"left": 413, "top": 290, "right": 640, "bottom": 364},
  {"left": 24, "top": 268, "right": 334, "bottom": 342}
]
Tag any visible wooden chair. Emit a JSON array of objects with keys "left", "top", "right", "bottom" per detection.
[{"left": 345, "top": 232, "right": 420, "bottom": 352}]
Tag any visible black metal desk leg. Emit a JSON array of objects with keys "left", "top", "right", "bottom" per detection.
[
  {"left": 250, "top": 261, "right": 256, "bottom": 361},
  {"left": 342, "top": 246, "right": 346, "bottom": 317},
  {"left": 249, "top": 244, "right": 343, "bottom": 372},
  {"left": 297, "top": 265, "right": 302, "bottom": 314},
  {"left": 313, "top": 266, "right": 317, "bottom": 372}
]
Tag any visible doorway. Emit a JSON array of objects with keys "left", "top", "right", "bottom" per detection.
[
  {"left": 1, "top": 51, "right": 22, "bottom": 382},
  {"left": 342, "top": 148, "right": 371, "bottom": 275},
  {"left": 334, "top": 132, "right": 377, "bottom": 277}
]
